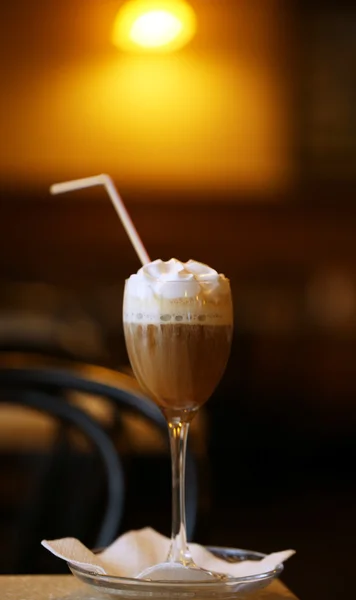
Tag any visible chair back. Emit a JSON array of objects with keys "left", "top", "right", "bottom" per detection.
[{"left": 0, "top": 365, "right": 198, "bottom": 573}]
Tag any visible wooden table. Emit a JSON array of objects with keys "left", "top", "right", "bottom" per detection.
[{"left": 0, "top": 575, "right": 299, "bottom": 599}]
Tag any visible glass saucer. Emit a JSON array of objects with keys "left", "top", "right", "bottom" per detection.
[{"left": 68, "top": 546, "right": 283, "bottom": 598}]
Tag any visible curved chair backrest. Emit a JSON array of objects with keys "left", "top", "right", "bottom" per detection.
[
  {"left": 0, "top": 388, "right": 125, "bottom": 573},
  {"left": 0, "top": 367, "right": 198, "bottom": 553},
  {"left": 0, "top": 367, "right": 165, "bottom": 426}
]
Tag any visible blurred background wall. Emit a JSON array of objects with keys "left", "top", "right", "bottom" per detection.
[
  {"left": 0, "top": 1, "right": 356, "bottom": 599},
  {"left": 0, "top": 0, "right": 294, "bottom": 194}
]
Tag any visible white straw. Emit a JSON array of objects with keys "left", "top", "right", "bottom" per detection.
[{"left": 50, "top": 174, "right": 151, "bottom": 266}]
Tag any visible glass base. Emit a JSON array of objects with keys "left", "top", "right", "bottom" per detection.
[{"left": 136, "top": 561, "right": 227, "bottom": 581}]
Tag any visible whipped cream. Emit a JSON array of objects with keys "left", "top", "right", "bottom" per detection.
[{"left": 124, "top": 259, "right": 232, "bottom": 325}]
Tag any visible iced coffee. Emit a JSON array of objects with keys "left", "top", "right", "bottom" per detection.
[{"left": 123, "top": 258, "right": 233, "bottom": 413}]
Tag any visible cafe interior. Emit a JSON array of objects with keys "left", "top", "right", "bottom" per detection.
[{"left": 0, "top": 1, "right": 355, "bottom": 599}]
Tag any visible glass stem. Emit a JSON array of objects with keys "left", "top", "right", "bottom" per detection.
[{"left": 166, "top": 418, "right": 194, "bottom": 566}]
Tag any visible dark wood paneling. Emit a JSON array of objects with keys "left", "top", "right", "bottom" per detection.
[{"left": 1, "top": 195, "right": 356, "bottom": 286}]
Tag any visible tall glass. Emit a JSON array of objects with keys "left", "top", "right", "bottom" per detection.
[{"left": 123, "top": 278, "right": 233, "bottom": 575}]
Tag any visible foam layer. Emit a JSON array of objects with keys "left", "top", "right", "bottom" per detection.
[{"left": 123, "top": 258, "right": 232, "bottom": 325}]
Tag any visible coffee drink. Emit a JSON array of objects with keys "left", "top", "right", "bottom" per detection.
[
  {"left": 123, "top": 259, "right": 233, "bottom": 412},
  {"left": 124, "top": 322, "right": 232, "bottom": 410}
]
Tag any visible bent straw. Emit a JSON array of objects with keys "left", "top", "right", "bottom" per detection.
[{"left": 50, "top": 174, "right": 151, "bottom": 266}]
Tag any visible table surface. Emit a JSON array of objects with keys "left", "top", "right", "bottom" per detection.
[{"left": 0, "top": 575, "right": 298, "bottom": 600}]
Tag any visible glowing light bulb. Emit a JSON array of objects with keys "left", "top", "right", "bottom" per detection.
[
  {"left": 130, "top": 11, "right": 183, "bottom": 48},
  {"left": 112, "top": 1, "right": 197, "bottom": 53}
]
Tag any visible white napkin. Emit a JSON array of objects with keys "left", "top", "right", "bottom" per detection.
[{"left": 42, "top": 527, "right": 295, "bottom": 578}]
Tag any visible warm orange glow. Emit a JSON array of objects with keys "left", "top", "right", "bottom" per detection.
[
  {"left": 0, "top": 1, "right": 293, "bottom": 196},
  {"left": 112, "top": 0, "right": 196, "bottom": 53},
  {"left": 5, "top": 55, "right": 292, "bottom": 194}
]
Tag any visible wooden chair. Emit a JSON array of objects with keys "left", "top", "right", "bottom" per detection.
[{"left": 0, "top": 365, "right": 198, "bottom": 573}]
